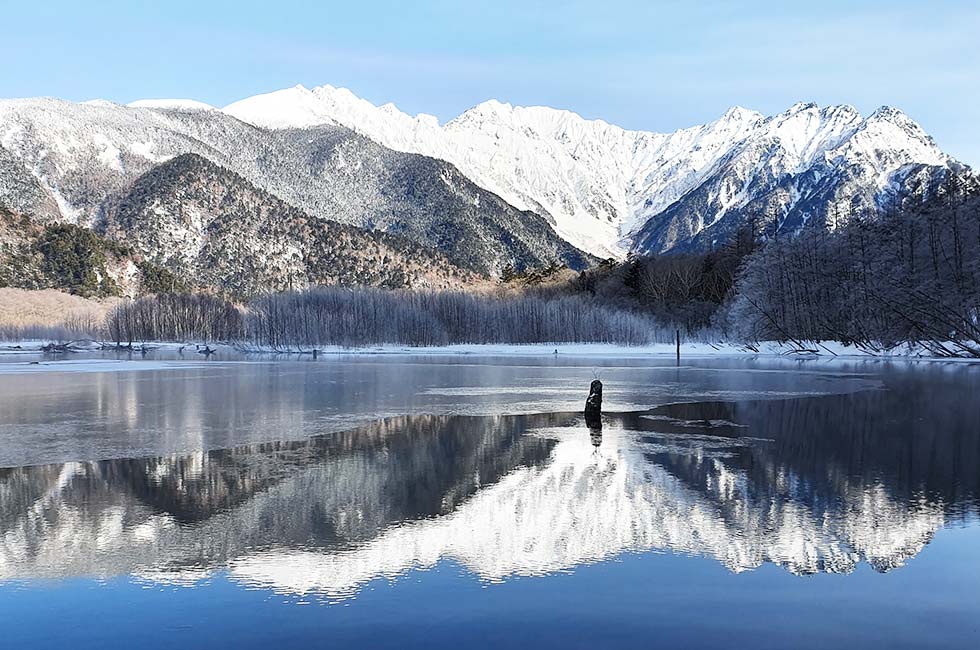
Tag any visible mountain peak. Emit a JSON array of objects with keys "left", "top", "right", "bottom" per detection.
[
  {"left": 722, "top": 105, "right": 758, "bottom": 118},
  {"left": 787, "top": 101, "right": 819, "bottom": 114},
  {"left": 868, "top": 105, "right": 913, "bottom": 124},
  {"left": 719, "top": 106, "right": 764, "bottom": 125},
  {"left": 128, "top": 99, "right": 216, "bottom": 112},
  {"left": 81, "top": 99, "right": 121, "bottom": 109},
  {"left": 223, "top": 85, "right": 338, "bottom": 129},
  {"left": 219, "top": 84, "right": 956, "bottom": 257},
  {"left": 461, "top": 98, "right": 515, "bottom": 118}
]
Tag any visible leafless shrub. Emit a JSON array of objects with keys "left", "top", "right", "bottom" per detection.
[{"left": 105, "top": 294, "right": 244, "bottom": 343}]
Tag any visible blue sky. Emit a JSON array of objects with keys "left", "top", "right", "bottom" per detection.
[{"left": 3, "top": 0, "right": 979, "bottom": 164}]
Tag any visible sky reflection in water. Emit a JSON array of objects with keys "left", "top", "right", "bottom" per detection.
[{"left": 0, "top": 356, "right": 978, "bottom": 648}]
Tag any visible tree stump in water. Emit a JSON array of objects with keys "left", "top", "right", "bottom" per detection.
[
  {"left": 585, "top": 379, "right": 603, "bottom": 446},
  {"left": 584, "top": 379, "right": 602, "bottom": 433},
  {"left": 585, "top": 379, "right": 602, "bottom": 416}
]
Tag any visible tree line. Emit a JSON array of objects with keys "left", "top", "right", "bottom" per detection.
[
  {"left": 246, "top": 287, "right": 667, "bottom": 347},
  {"left": 725, "top": 178, "right": 980, "bottom": 356},
  {"left": 101, "top": 287, "right": 671, "bottom": 346}
]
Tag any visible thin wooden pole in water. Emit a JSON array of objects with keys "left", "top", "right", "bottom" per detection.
[{"left": 676, "top": 329, "right": 681, "bottom": 366}]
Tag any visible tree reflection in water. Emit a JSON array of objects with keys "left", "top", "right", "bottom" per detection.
[{"left": 1, "top": 389, "right": 978, "bottom": 599}]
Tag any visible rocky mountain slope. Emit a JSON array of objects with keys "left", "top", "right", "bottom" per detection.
[
  {"left": 0, "top": 98, "right": 590, "bottom": 278},
  {"left": 0, "top": 144, "right": 61, "bottom": 222},
  {"left": 104, "top": 153, "right": 482, "bottom": 296},
  {"left": 226, "top": 85, "right": 970, "bottom": 256}
]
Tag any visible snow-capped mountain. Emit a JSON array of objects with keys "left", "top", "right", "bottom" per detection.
[
  {"left": 226, "top": 85, "right": 967, "bottom": 257},
  {"left": 0, "top": 86, "right": 968, "bottom": 277},
  {"left": 0, "top": 97, "right": 590, "bottom": 279}
]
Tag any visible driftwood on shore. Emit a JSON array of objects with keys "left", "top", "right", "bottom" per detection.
[
  {"left": 40, "top": 342, "right": 73, "bottom": 354},
  {"left": 39, "top": 341, "right": 90, "bottom": 354},
  {"left": 97, "top": 342, "right": 159, "bottom": 354}
]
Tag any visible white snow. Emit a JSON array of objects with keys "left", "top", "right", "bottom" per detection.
[
  {"left": 91, "top": 133, "right": 123, "bottom": 171},
  {"left": 127, "top": 99, "right": 216, "bottom": 112},
  {"left": 80, "top": 99, "right": 120, "bottom": 108},
  {"left": 223, "top": 85, "right": 340, "bottom": 129},
  {"left": 127, "top": 140, "right": 163, "bottom": 161},
  {"left": 47, "top": 183, "right": 86, "bottom": 223}
]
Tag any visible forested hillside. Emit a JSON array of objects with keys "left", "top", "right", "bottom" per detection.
[
  {"left": 104, "top": 154, "right": 483, "bottom": 297},
  {"left": 0, "top": 207, "right": 137, "bottom": 297}
]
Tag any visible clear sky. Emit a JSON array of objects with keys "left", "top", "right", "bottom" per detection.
[{"left": 3, "top": 0, "right": 978, "bottom": 165}]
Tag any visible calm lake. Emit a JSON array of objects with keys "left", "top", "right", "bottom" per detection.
[{"left": 1, "top": 352, "right": 978, "bottom": 649}]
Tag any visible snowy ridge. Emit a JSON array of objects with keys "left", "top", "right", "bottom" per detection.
[
  {"left": 126, "top": 99, "right": 216, "bottom": 111},
  {"left": 225, "top": 86, "right": 962, "bottom": 257}
]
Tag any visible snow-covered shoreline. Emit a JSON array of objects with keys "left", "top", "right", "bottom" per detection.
[
  {"left": 222, "top": 340, "right": 956, "bottom": 360},
  {"left": 1, "top": 339, "right": 979, "bottom": 375}
]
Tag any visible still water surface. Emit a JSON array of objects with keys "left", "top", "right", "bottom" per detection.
[{"left": 0, "top": 353, "right": 978, "bottom": 648}]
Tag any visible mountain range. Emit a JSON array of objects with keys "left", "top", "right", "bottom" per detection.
[
  {"left": 225, "top": 85, "right": 969, "bottom": 257},
  {"left": 0, "top": 84, "right": 972, "bottom": 295}
]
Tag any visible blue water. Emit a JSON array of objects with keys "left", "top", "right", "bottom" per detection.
[
  {"left": 4, "top": 527, "right": 979, "bottom": 650},
  {"left": 0, "top": 355, "right": 978, "bottom": 648}
]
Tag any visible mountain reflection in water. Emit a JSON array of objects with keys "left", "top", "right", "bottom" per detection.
[{"left": 1, "top": 390, "right": 978, "bottom": 600}]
